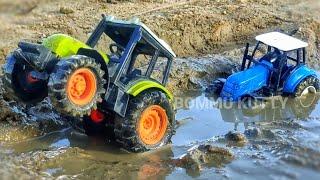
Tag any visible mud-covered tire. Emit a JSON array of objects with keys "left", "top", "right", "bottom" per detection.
[
  {"left": 1, "top": 54, "right": 47, "bottom": 104},
  {"left": 207, "top": 78, "right": 225, "bottom": 95},
  {"left": 294, "top": 76, "right": 319, "bottom": 97},
  {"left": 290, "top": 95, "right": 319, "bottom": 119},
  {"left": 48, "top": 55, "right": 107, "bottom": 117},
  {"left": 114, "top": 90, "right": 175, "bottom": 152}
]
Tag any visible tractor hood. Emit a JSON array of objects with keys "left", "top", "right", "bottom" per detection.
[
  {"left": 220, "top": 61, "right": 272, "bottom": 101},
  {"left": 42, "top": 34, "right": 108, "bottom": 62}
]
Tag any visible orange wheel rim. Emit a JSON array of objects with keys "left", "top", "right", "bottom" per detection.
[
  {"left": 138, "top": 105, "right": 168, "bottom": 145},
  {"left": 66, "top": 68, "right": 97, "bottom": 106}
]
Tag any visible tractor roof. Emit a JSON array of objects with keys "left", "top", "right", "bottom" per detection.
[
  {"left": 255, "top": 32, "right": 308, "bottom": 52},
  {"left": 103, "top": 15, "right": 176, "bottom": 58}
]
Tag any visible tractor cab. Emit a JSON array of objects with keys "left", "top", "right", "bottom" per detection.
[
  {"left": 242, "top": 32, "right": 308, "bottom": 69},
  {"left": 242, "top": 32, "right": 309, "bottom": 93},
  {"left": 218, "top": 32, "right": 318, "bottom": 101},
  {"left": 86, "top": 15, "right": 175, "bottom": 84},
  {"left": 85, "top": 15, "right": 176, "bottom": 116}
]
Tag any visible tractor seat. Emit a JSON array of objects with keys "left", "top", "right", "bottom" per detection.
[
  {"left": 120, "top": 69, "right": 142, "bottom": 84},
  {"left": 260, "top": 49, "right": 280, "bottom": 64},
  {"left": 280, "top": 65, "right": 295, "bottom": 82},
  {"left": 270, "top": 64, "right": 294, "bottom": 89},
  {"left": 127, "top": 69, "right": 142, "bottom": 78}
]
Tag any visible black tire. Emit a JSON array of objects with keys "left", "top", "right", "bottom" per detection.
[
  {"left": 114, "top": 90, "right": 175, "bottom": 152},
  {"left": 207, "top": 78, "right": 225, "bottom": 95},
  {"left": 1, "top": 54, "right": 47, "bottom": 104},
  {"left": 294, "top": 76, "right": 319, "bottom": 97},
  {"left": 48, "top": 55, "right": 107, "bottom": 117}
]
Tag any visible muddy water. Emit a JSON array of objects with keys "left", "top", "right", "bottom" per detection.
[
  {"left": 1, "top": 93, "right": 320, "bottom": 179},
  {"left": 173, "top": 93, "right": 320, "bottom": 179}
]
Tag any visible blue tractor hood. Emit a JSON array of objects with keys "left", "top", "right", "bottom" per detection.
[{"left": 220, "top": 61, "right": 272, "bottom": 101}]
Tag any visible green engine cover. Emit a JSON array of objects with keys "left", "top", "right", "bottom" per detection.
[{"left": 42, "top": 34, "right": 109, "bottom": 63}]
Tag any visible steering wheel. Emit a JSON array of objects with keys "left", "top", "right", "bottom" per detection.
[{"left": 109, "top": 43, "right": 124, "bottom": 57}]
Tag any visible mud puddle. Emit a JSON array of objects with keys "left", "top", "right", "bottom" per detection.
[
  {"left": 173, "top": 92, "right": 320, "bottom": 179},
  {"left": 1, "top": 92, "right": 320, "bottom": 179}
]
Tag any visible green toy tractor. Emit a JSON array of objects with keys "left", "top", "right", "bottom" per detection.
[{"left": 1, "top": 15, "right": 176, "bottom": 152}]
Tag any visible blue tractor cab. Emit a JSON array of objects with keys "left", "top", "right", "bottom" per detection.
[{"left": 210, "top": 32, "right": 319, "bottom": 101}]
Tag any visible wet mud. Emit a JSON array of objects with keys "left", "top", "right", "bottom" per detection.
[{"left": 0, "top": 91, "right": 320, "bottom": 179}]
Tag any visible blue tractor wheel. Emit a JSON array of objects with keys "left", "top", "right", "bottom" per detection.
[
  {"left": 207, "top": 78, "right": 226, "bottom": 95},
  {"left": 294, "top": 76, "right": 319, "bottom": 97}
]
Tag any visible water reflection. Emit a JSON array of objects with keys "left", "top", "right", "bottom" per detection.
[
  {"left": 218, "top": 94, "right": 320, "bottom": 130},
  {"left": 1, "top": 92, "right": 319, "bottom": 179}
]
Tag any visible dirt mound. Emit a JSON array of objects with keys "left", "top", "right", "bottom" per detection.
[
  {"left": 167, "top": 55, "right": 237, "bottom": 91},
  {"left": 143, "top": 0, "right": 284, "bottom": 56},
  {"left": 0, "top": 0, "right": 319, "bottom": 61},
  {"left": 173, "top": 144, "right": 234, "bottom": 177}
]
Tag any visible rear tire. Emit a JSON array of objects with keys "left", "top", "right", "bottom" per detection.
[
  {"left": 114, "top": 90, "right": 175, "bottom": 152},
  {"left": 1, "top": 54, "right": 47, "bottom": 104},
  {"left": 48, "top": 55, "right": 107, "bottom": 117},
  {"left": 207, "top": 78, "right": 225, "bottom": 95},
  {"left": 290, "top": 95, "right": 319, "bottom": 119},
  {"left": 294, "top": 76, "right": 319, "bottom": 97}
]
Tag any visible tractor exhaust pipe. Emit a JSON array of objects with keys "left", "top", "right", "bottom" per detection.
[{"left": 241, "top": 43, "right": 250, "bottom": 71}]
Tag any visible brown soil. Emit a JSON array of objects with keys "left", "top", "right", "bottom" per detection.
[
  {"left": 0, "top": 0, "right": 319, "bottom": 61},
  {"left": 0, "top": 0, "right": 319, "bottom": 96},
  {"left": 173, "top": 144, "right": 234, "bottom": 177}
]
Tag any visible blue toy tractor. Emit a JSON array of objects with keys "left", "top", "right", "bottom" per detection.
[{"left": 210, "top": 32, "right": 319, "bottom": 101}]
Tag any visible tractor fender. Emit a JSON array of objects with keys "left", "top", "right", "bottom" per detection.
[
  {"left": 42, "top": 34, "right": 109, "bottom": 63},
  {"left": 283, "top": 65, "right": 317, "bottom": 93},
  {"left": 77, "top": 48, "right": 110, "bottom": 79},
  {"left": 126, "top": 79, "right": 173, "bottom": 101}
]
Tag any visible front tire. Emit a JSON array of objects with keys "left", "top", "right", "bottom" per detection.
[
  {"left": 207, "top": 78, "right": 225, "bottom": 95},
  {"left": 294, "top": 76, "right": 319, "bottom": 97},
  {"left": 48, "top": 55, "right": 107, "bottom": 117},
  {"left": 114, "top": 90, "right": 175, "bottom": 152}
]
